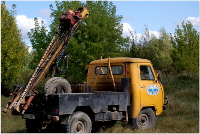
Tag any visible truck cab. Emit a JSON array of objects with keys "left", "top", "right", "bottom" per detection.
[{"left": 87, "top": 57, "right": 165, "bottom": 119}]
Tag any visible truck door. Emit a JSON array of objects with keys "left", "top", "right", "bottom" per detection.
[{"left": 138, "top": 63, "right": 164, "bottom": 115}]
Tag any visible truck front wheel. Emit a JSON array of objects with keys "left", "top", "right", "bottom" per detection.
[
  {"left": 62, "top": 111, "right": 92, "bottom": 133},
  {"left": 130, "top": 108, "right": 155, "bottom": 129}
]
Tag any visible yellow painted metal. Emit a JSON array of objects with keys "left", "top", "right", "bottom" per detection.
[
  {"left": 90, "top": 57, "right": 151, "bottom": 65},
  {"left": 127, "top": 63, "right": 140, "bottom": 118},
  {"left": 128, "top": 62, "right": 164, "bottom": 118},
  {"left": 138, "top": 63, "right": 164, "bottom": 116},
  {"left": 80, "top": 6, "right": 89, "bottom": 18}
]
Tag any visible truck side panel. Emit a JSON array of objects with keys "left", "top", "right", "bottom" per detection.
[{"left": 47, "top": 92, "right": 128, "bottom": 115}]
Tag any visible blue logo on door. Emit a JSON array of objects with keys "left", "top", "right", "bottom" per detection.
[{"left": 147, "top": 85, "right": 159, "bottom": 95}]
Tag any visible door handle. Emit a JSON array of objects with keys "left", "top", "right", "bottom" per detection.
[{"left": 140, "top": 85, "right": 146, "bottom": 88}]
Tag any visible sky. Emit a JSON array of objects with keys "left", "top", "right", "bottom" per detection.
[{"left": 5, "top": 0, "right": 199, "bottom": 51}]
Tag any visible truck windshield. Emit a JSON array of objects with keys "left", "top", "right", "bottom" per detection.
[{"left": 140, "top": 66, "right": 154, "bottom": 80}]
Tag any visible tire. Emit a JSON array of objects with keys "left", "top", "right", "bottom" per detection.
[
  {"left": 130, "top": 108, "right": 155, "bottom": 129},
  {"left": 25, "top": 119, "right": 42, "bottom": 133},
  {"left": 62, "top": 111, "right": 92, "bottom": 133},
  {"left": 43, "top": 77, "right": 71, "bottom": 98}
]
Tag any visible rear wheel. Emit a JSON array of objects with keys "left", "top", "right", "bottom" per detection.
[
  {"left": 62, "top": 111, "right": 92, "bottom": 133},
  {"left": 130, "top": 108, "right": 155, "bottom": 129}
]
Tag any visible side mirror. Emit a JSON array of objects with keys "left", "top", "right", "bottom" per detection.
[{"left": 155, "top": 70, "right": 160, "bottom": 80}]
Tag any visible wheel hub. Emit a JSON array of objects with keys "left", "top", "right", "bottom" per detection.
[
  {"left": 73, "top": 121, "right": 86, "bottom": 132},
  {"left": 138, "top": 114, "right": 149, "bottom": 127}
]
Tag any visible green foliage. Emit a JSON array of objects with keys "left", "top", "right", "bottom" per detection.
[
  {"left": 128, "top": 27, "right": 173, "bottom": 71},
  {"left": 128, "top": 22, "right": 199, "bottom": 74},
  {"left": 171, "top": 21, "right": 199, "bottom": 73},
  {"left": 27, "top": 18, "right": 51, "bottom": 69},
  {"left": 17, "top": 51, "right": 34, "bottom": 85},
  {"left": 1, "top": 1, "right": 28, "bottom": 87}
]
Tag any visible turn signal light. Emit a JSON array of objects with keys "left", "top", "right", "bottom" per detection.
[{"left": 55, "top": 109, "right": 59, "bottom": 114}]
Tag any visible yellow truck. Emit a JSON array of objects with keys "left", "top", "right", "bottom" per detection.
[
  {"left": 3, "top": 6, "right": 168, "bottom": 133},
  {"left": 39, "top": 56, "right": 168, "bottom": 132}
]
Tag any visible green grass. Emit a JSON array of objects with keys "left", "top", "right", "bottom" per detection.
[
  {"left": 1, "top": 97, "right": 27, "bottom": 133},
  {"left": 1, "top": 73, "right": 199, "bottom": 133}
]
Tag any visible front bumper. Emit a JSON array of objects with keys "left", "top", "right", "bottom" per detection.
[{"left": 163, "top": 97, "right": 169, "bottom": 110}]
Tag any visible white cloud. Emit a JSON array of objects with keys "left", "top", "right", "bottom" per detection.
[
  {"left": 38, "top": 9, "right": 52, "bottom": 17},
  {"left": 16, "top": 15, "right": 48, "bottom": 40},
  {"left": 122, "top": 22, "right": 160, "bottom": 42},
  {"left": 175, "top": 17, "right": 199, "bottom": 27},
  {"left": 134, "top": 30, "right": 160, "bottom": 43},
  {"left": 122, "top": 22, "right": 134, "bottom": 37},
  {"left": 134, "top": 33, "right": 142, "bottom": 42},
  {"left": 147, "top": 30, "right": 160, "bottom": 38},
  {"left": 186, "top": 17, "right": 199, "bottom": 27}
]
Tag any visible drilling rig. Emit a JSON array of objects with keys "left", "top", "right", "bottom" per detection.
[{"left": 3, "top": 6, "right": 89, "bottom": 115}]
